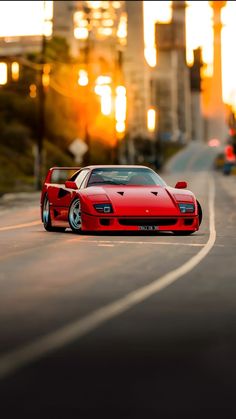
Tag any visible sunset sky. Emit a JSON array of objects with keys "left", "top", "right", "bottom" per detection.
[{"left": 144, "top": 0, "right": 236, "bottom": 110}]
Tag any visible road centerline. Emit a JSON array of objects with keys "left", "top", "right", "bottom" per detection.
[{"left": 0, "top": 176, "right": 216, "bottom": 380}]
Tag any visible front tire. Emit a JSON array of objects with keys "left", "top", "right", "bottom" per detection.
[
  {"left": 42, "top": 194, "right": 65, "bottom": 232},
  {"left": 197, "top": 200, "right": 202, "bottom": 225},
  {"left": 68, "top": 198, "right": 82, "bottom": 233}
]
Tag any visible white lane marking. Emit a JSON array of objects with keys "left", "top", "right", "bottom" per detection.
[
  {"left": 67, "top": 238, "right": 205, "bottom": 247},
  {"left": 84, "top": 240, "right": 203, "bottom": 247},
  {"left": 97, "top": 244, "right": 114, "bottom": 247},
  {"left": 0, "top": 176, "right": 216, "bottom": 380},
  {"left": 0, "top": 220, "right": 41, "bottom": 232},
  {"left": 87, "top": 240, "right": 222, "bottom": 248}
]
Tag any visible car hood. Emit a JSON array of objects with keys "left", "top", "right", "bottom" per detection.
[{"left": 84, "top": 185, "right": 181, "bottom": 216}]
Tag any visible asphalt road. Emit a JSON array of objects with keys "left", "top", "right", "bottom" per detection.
[{"left": 1, "top": 143, "right": 236, "bottom": 418}]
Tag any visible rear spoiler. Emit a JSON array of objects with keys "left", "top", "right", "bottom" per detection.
[{"left": 44, "top": 167, "right": 81, "bottom": 184}]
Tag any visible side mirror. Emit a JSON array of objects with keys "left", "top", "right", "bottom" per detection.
[
  {"left": 65, "top": 180, "right": 77, "bottom": 190},
  {"left": 175, "top": 181, "right": 187, "bottom": 189}
]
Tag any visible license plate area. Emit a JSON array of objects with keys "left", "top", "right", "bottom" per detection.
[{"left": 138, "top": 226, "right": 158, "bottom": 231}]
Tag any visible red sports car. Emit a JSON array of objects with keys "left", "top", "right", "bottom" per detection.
[{"left": 41, "top": 165, "right": 202, "bottom": 235}]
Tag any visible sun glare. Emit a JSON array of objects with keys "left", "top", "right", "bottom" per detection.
[{"left": 0, "top": 1, "right": 53, "bottom": 37}]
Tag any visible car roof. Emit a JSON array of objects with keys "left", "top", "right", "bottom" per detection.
[{"left": 83, "top": 165, "right": 153, "bottom": 170}]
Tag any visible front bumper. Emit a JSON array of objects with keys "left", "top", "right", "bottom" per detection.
[{"left": 81, "top": 212, "right": 199, "bottom": 232}]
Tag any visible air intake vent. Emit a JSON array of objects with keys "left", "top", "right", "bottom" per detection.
[
  {"left": 117, "top": 192, "right": 124, "bottom": 196},
  {"left": 118, "top": 218, "right": 177, "bottom": 226},
  {"left": 151, "top": 192, "right": 158, "bottom": 196},
  {"left": 100, "top": 218, "right": 111, "bottom": 226}
]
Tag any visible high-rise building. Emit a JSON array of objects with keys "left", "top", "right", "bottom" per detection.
[
  {"left": 53, "top": 1, "right": 77, "bottom": 55},
  {"left": 190, "top": 48, "right": 204, "bottom": 142},
  {"left": 206, "top": 1, "right": 227, "bottom": 143},
  {"left": 151, "top": 0, "right": 191, "bottom": 144},
  {"left": 123, "top": 1, "right": 150, "bottom": 144}
]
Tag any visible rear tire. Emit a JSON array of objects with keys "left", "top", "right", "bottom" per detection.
[{"left": 42, "top": 194, "right": 65, "bottom": 232}]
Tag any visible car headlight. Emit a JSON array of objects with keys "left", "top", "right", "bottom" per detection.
[
  {"left": 94, "top": 203, "right": 113, "bottom": 213},
  {"left": 178, "top": 203, "right": 195, "bottom": 213}
]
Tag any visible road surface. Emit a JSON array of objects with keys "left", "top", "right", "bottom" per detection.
[{"left": 0, "top": 143, "right": 236, "bottom": 417}]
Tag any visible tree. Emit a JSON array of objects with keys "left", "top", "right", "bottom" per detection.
[{"left": 0, "top": 36, "right": 77, "bottom": 194}]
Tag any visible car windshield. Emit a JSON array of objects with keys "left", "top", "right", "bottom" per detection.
[{"left": 87, "top": 168, "right": 166, "bottom": 187}]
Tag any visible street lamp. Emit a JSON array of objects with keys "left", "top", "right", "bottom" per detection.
[
  {"left": 34, "top": 0, "right": 53, "bottom": 190},
  {"left": 94, "top": 76, "right": 112, "bottom": 116},
  {"left": 77, "top": 67, "right": 91, "bottom": 164},
  {"left": 11, "top": 62, "right": 20, "bottom": 81},
  {"left": 78, "top": 69, "right": 89, "bottom": 86},
  {"left": 147, "top": 107, "right": 159, "bottom": 168},
  {"left": 0, "top": 62, "right": 7, "bottom": 85},
  {"left": 34, "top": 32, "right": 46, "bottom": 191},
  {"left": 113, "top": 84, "right": 126, "bottom": 163},
  {"left": 147, "top": 108, "right": 156, "bottom": 133}
]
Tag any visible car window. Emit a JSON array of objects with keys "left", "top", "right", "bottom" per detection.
[
  {"left": 69, "top": 170, "right": 80, "bottom": 181},
  {"left": 75, "top": 169, "right": 90, "bottom": 188},
  {"left": 87, "top": 168, "right": 166, "bottom": 187},
  {"left": 51, "top": 169, "right": 78, "bottom": 184},
  {"left": 80, "top": 171, "right": 90, "bottom": 189}
]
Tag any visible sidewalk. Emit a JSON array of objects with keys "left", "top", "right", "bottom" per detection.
[{"left": 0, "top": 191, "right": 40, "bottom": 207}]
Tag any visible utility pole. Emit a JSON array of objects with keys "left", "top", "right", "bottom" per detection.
[
  {"left": 113, "top": 48, "right": 123, "bottom": 165},
  {"left": 82, "top": 6, "right": 91, "bottom": 166},
  {"left": 35, "top": 35, "right": 46, "bottom": 190},
  {"left": 35, "top": 2, "right": 47, "bottom": 190},
  {"left": 82, "top": 37, "right": 91, "bottom": 166}
]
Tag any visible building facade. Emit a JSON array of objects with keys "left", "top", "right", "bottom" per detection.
[
  {"left": 122, "top": 1, "right": 150, "bottom": 143},
  {"left": 151, "top": 1, "right": 191, "bottom": 144}
]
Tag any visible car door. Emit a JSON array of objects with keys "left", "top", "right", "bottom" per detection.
[{"left": 49, "top": 169, "right": 90, "bottom": 225}]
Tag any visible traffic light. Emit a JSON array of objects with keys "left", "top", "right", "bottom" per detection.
[{"left": 190, "top": 48, "right": 203, "bottom": 92}]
